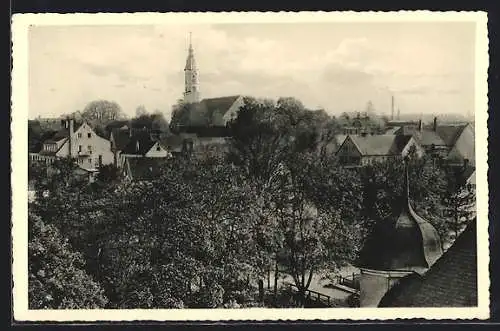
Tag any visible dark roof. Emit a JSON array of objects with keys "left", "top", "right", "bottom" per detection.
[
  {"left": 111, "top": 129, "right": 131, "bottom": 151},
  {"left": 436, "top": 124, "right": 467, "bottom": 147},
  {"left": 159, "top": 134, "right": 185, "bottom": 152},
  {"left": 189, "top": 95, "right": 241, "bottom": 126},
  {"left": 414, "top": 130, "right": 447, "bottom": 147},
  {"left": 125, "top": 158, "right": 167, "bottom": 181},
  {"left": 356, "top": 167, "right": 443, "bottom": 272},
  {"left": 121, "top": 131, "right": 157, "bottom": 155},
  {"left": 347, "top": 135, "right": 413, "bottom": 156},
  {"left": 379, "top": 219, "right": 477, "bottom": 307}
]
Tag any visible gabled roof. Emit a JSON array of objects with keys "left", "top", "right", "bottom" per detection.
[
  {"left": 435, "top": 124, "right": 468, "bottom": 147},
  {"left": 414, "top": 130, "right": 447, "bottom": 147},
  {"left": 200, "top": 95, "right": 241, "bottom": 116},
  {"left": 121, "top": 131, "right": 157, "bottom": 155},
  {"left": 111, "top": 129, "right": 131, "bottom": 151},
  {"left": 43, "top": 122, "right": 83, "bottom": 143},
  {"left": 124, "top": 158, "right": 166, "bottom": 181},
  {"left": 188, "top": 95, "right": 241, "bottom": 126},
  {"left": 378, "top": 219, "right": 477, "bottom": 307},
  {"left": 347, "top": 134, "right": 413, "bottom": 156}
]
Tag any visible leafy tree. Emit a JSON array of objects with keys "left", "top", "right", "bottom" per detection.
[
  {"left": 28, "top": 211, "right": 108, "bottom": 309},
  {"left": 357, "top": 153, "right": 448, "bottom": 244},
  {"left": 82, "top": 100, "right": 127, "bottom": 124},
  {"left": 442, "top": 165, "right": 476, "bottom": 242},
  {"left": 257, "top": 152, "right": 362, "bottom": 307}
]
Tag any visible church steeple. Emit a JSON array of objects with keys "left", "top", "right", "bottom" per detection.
[{"left": 183, "top": 32, "right": 200, "bottom": 103}]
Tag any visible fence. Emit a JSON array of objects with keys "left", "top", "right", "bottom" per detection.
[
  {"left": 337, "top": 273, "right": 361, "bottom": 290},
  {"left": 285, "top": 282, "right": 337, "bottom": 307}
]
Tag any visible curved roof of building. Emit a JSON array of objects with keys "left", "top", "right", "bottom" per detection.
[{"left": 355, "top": 164, "right": 443, "bottom": 272}]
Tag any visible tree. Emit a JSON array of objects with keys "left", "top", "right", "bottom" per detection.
[
  {"left": 357, "top": 153, "right": 448, "bottom": 244},
  {"left": 29, "top": 211, "right": 108, "bottom": 309},
  {"left": 82, "top": 100, "right": 127, "bottom": 124},
  {"left": 257, "top": 152, "right": 362, "bottom": 307},
  {"left": 442, "top": 165, "right": 476, "bottom": 242},
  {"left": 135, "top": 105, "right": 148, "bottom": 117}
]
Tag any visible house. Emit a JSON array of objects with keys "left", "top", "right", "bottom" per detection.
[
  {"left": 29, "top": 118, "right": 114, "bottom": 171},
  {"left": 119, "top": 131, "right": 172, "bottom": 168},
  {"left": 335, "top": 134, "right": 423, "bottom": 166},
  {"left": 122, "top": 157, "right": 167, "bottom": 182},
  {"left": 378, "top": 218, "right": 477, "bottom": 307},
  {"left": 394, "top": 118, "right": 475, "bottom": 166},
  {"left": 109, "top": 128, "right": 131, "bottom": 167},
  {"left": 354, "top": 162, "right": 443, "bottom": 307}
]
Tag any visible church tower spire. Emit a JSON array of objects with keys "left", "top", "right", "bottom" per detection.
[{"left": 183, "top": 32, "right": 200, "bottom": 103}]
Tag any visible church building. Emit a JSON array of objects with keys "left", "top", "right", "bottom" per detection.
[{"left": 174, "top": 34, "right": 246, "bottom": 133}]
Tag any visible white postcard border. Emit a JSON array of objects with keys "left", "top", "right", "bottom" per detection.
[{"left": 11, "top": 11, "right": 490, "bottom": 321}]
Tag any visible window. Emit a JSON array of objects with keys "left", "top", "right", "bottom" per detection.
[
  {"left": 156, "top": 145, "right": 162, "bottom": 151},
  {"left": 88, "top": 133, "right": 92, "bottom": 138},
  {"left": 88, "top": 158, "right": 92, "bottom": 164},
  {"left": 98, "top": 155, "right": 103, "bottom": 166},
  {"left": 77, "top": 133, "right": 82, "bottom": 138},
  {"left": 78, "top": 145, "right": 82, "bottom": 152}
]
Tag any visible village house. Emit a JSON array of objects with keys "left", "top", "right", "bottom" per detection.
[
  {"left": 109, "top": 126, "right": 131, "bottom": 167},
  {"left": 354, "top": 162, "right": 444, "bottom": 307},
  {"left": 393, "top": 117, "right": 475, "bottom": 167},
  {"left": 378, "top": 218, "right": 477, "bottom": 307},
  {"left": 29, "top": 118, "right": 114, "bottom": 172},
  {"left": 335, "top": 134, "right": 423, "bottom": 167},
  {"left": 118, "top": 130, "right": 173, "bottom": 168}
]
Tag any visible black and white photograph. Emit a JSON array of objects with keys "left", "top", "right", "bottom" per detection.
[{"left": 11, "top": 11, "right": 489, "bottom": 321}]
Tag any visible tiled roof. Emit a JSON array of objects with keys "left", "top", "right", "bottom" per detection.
[
  {"left": 378, "top": 219, "right": 477, "bottom": 307},
  {"left": 348, "top": 134, "right": 412, "bottom": 156},
  {"left": 111, "top": 129, "right": 131, "bottom": 151},
  {"left": 436, "top": 124, "right": 467, "bottom": 147},
  {"left": 414, "top": 130, "right": 447, "bottom": 147},
  {"left": 125, "top": 158, "right": 167, "bottom": 181},
  {"left": 189, "top": 95, "right": 241, "bottom": 126},
  {"left": 121, "top": 131, "right": 157, "bottom": 155}
]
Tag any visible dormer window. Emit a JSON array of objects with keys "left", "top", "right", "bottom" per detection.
[{"left": 156, "top": 145, "right": 161, "bottom": 151}]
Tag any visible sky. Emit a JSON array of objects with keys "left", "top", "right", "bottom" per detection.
[{"left": 28, "top": 22, "right": 476, "bottom": 120}]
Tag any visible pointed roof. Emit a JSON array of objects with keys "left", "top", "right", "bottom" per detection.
[
  {"left": 110, "top": 128, "right": 131, "bottom": 151},
  {"left": 356, "top": 161, "right": 443, "bottom": 272},
  {"left": 184, "top": 32, "right": 196, "bottom": 71},
  {"left": 378, "top": 218, "right": 477, "bottom": 307},
  {"left": 121, "top": 131, "right": 158, "bottom": 155}
]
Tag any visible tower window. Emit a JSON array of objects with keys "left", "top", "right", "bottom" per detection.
[{"left": 88, "top": 133, "right": 92, "bottom": 138}]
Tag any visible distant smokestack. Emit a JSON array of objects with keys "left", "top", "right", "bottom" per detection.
[
  {"left": 391, "top": 95, "right": 394, "bottom": 120},
  {"left": 433, "top": 116, "right": 438, "bottom": 132},
  {"left": 397, "top": 108, "right": 400, "bottom": 120},
  {"left": 418, "top": 119, "right": 422, "bottom": 132}
]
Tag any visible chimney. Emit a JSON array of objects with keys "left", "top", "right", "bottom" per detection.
[
  {"left": 433, "top": 117, "right": 438, "bottom": 132},
  {"left": 68, "top": 118, "right": 74, "bottom": 157},
  {"left": 391, "top": 95, "right": 394, "bottom": 120},
  {"left": 418, "top": 119, "right": 422, "bottom": 132}
]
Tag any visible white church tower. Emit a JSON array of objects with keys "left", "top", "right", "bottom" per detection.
[{"left": 183, "top": 32, "right": 200, "bottom": 103}]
